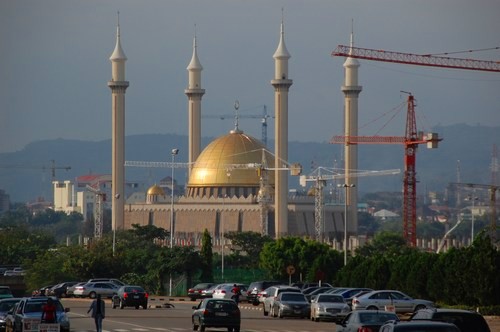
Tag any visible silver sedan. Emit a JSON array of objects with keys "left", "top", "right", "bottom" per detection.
[
  {"left": 351, "top": 290, "right": 434, "bottom": 314},
  {"left": 310, "top": 293, "right": 350, "bottom": 322},
  {"left": 72, "top": 282, "right": 119, "bottom": 298}
]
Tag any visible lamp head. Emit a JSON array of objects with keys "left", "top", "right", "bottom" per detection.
[{"left": 171, "top": 148, "right": 179, "bottom": 155}]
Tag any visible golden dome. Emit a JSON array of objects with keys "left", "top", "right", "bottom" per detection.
[
  {"left": 187, "top": 130, "right": 275, "bottom": 197},
  {"left": 147, "top": 184, "right": 165, "bottom": 196}
]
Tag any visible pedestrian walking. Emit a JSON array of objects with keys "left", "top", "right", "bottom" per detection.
[
  {"left": 87, "top": 294, "right": 105, "bottom": 332},
  {"left": 41, "top": 297, "right": 57, "bottom": 323}
]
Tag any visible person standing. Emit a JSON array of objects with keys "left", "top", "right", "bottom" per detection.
[
  {"left": 231, "top": 284, "right": 241, "bottom": 304},
  {"left": 41, "top": 297, "right": 57, "bottom": 323},
  {"left": 87, "top": 294, "right": 105, "bottom": 332}
]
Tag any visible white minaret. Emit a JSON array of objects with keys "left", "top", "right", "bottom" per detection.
[
  {"left": 342, "top": 27, "right": 362, "bottom": 240},
  {"left": 271, "top": 16, "right": 292, "bottom": 237},
  {"left": 185, "top": 32, "right": 205, "bottom": 174},
  {"left": 108, "top": 18, "right": 129, "bottom": 231}
]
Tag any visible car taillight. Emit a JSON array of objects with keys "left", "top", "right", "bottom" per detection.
[
  {"left": 358, "top": 327, "right": 373, "bottom": 332},
  {"left": 203, "top": 309, "right": 212, "bottom": 316},
  {"left": 198, "top": 290, "right": 202, "bottom": 293},
  {"left": 123, "top": 292, "right": 128, "bottom": 298},
  {"left": 221, "top": 290, "right": 226, "bottom": 294}
]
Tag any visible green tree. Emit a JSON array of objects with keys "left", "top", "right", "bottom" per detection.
[
  {"left": 199, "top": 229, "right": 214, "bottom": 282},
  {"left": 225, "top": 231, "right": 273, "bottom": 268}
]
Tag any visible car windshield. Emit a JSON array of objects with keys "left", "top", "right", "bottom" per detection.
[
  {"left": 24, "top": 300, "right": 64, "bottom": 313},
  {"left": 0, "top": 301, "right": 17, "bottom": 311},
  {"left": 281, "top": 293, "right": 306, "bottom": 302},
  {"left": 0, "top": 289, "right": 12, "bottom": 296},
  {"left": 359, "top": 312, "right": 398, "bottom": 324},
  {"left": 318, "top": 295, "right": 344, "bottom": 303}
]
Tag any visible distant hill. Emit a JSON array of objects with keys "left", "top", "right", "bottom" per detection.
[{"left": 1, "top": 123, "right": 498, "bottom": 203}]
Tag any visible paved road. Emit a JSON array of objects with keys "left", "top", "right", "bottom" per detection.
[{"left": 62, "top": 298, "right": 500, "bottom": 332}]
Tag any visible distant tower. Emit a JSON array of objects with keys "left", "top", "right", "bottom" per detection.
[
  {"left": 271, "top": 16, "right": 292, "bottom": 237},
  {"left": 185, "top": 32, "right": 205, "bottom": 174},
  {"left": 342, "top": 26, "right": 362, "bottom": 238},
  {"left": 108, "top": 18, "right": 129, "bottom": 231}
]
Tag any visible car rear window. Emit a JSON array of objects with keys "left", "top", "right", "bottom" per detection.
[
  {"left": 318, "top": 295, "right": 344, "bottom": 303},
  {"left": 277, "top": 288, "right": 301, "bottom": 295},
  {"left": 360, "top": 312, "right": 399, "bottom": 324},
  {"left": 434, "top": 312, "right": 490, "bottom": 332},
  {"left": 125, "top": 287, "right": 144, "bottom": 292}
]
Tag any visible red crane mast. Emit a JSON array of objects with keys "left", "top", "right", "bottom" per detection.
[
  {"left": 331, "top": 94, "right": 441, "bottom": 246},
  {"left": 332, "top": 44, "right": 498, "bottom": 246}
]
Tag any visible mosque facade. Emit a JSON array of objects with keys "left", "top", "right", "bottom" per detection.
[{"left": 109, "top": 19, "right": 351, "bottom": 245}]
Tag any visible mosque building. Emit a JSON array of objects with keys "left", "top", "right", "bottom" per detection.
[{"left": 117, "top": 19, "right": 355, "bottom": 247}]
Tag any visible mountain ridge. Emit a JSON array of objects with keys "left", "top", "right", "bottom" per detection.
[{"left": 1, "top": 123, "right": 498, "bottom": 203}]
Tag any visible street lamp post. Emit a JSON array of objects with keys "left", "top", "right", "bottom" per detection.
[
  {"left": 169, "top": 148, "right": 179, "bottom": 297},
  {"left": 338, "top": 183, "right": 355, "bottom": 266}
]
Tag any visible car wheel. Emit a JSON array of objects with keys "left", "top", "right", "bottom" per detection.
[
  {"left": 414, "top": 304, "right": 426, "bottom": 312},
  {"left": 89, "top": 292, "right": 97, "bottom": 299},
  {"left": 120, "top": 299, "right": 125, "bottom": 309},
  {"left": 367, "top": 305, "right": 378, "bottom": 310}
]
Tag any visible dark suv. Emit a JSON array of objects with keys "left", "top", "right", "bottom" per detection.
[
  {"left": 410, "top": 308, "right": 491, "bottom": 332},
  {"left": 246, "top": 281, "right": 281, "bottom": 304}
]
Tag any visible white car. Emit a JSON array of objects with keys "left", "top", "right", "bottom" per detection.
[
  {"left": 310, "top": 293, "right": 350, "bottom": 322},
  {"left": 212, "top": 283, "right": 248, "bottom": 302},
  {"left": 352, "top": 290, "right": 434, "bottom": 314}
]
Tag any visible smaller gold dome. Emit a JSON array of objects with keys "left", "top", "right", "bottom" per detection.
[{"left": 147, "top": 184, "right": 165, "bottom": 196}]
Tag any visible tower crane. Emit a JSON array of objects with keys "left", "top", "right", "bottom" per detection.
[
  {"left": 451, "top": 182, "right": 499, "bottom": 243},
  {"left": 300, "top": 167, "right": 401, "bottom": 241},
  {"left": 125, "top": 148, "right": 301, "bottom": 236},
  {"left": 332, "top": 44, "right": 499, "bottom": 246},
  {"left": 86, "top": 184, "right": 105, "bottom": 239},
  {"left": 0, "top": 160, "right": 71, "bottom": 182},
  {"left": 203, "top": 103, "right": 274, "bottom": 146},
  {"left": 332, "top": 93, "right": 441, "bottom": 246}
]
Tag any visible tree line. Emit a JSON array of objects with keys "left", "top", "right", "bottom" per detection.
[{"left": 1, "top": 207, "right": 498, "bottom": 310}]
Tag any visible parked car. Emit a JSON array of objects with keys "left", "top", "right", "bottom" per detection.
[
  {"left": 410, "top": 308, "right": 491, "bottom": 332},
  {"left": 304, "top": 287, "right": 334, "bottom": 302},
  {"left": 31, "top": 285, "right": 54, "bottom": 297},
  {"left": 271, "top": 292, "right": 310, "bottom": 319},
  {"left": 111, "top": 285, "right": 148, "bottom": 310},
  {"left": 46, "top": 282, "right": 79, "bottom": 298},
  {"left": 0, "top": 288, "right": 13, "bottom": 300},
  {"left": 192, "top": 298, "right": 240, "bottom": 332},
  {"left": 351, "top": 290, "right": 434, "bottom": 314},
  {"left": 262, "top": 285, "right": 302, "bottom": 316},
  {"left": 310, "top": 293, "right": 350, "bottom": 322},
  {"left": 200, "top": 284, "right": 219, "bottom": 299},
  {"left": 246, "top": 281, "right": 281, "bottom": 304},
  {"left": 187, "top": 283, "right": 216, "bottom": 301},
  {"left": 5, "top": 297, "right": 70, "bottom": 332},
  {"left": 212, "top": 284, "right": 248, "bottom": 302},
  {"left": 380, "top": 320, "right": 460, "bottom": 332},
  {"left": 0, "top": 298, "right": 21, "bottom": 332},
  {"left": 87, "top": 278, "right": 125, "bottom": 287},
  {"left": 73, "top": 282, "right": 119, "bottom": 298},
  {"left": 336, "top": 310, "right": 400, "bottom": 332},
  {"left": 65, "top": 282, "right": 86, "bottom": 297}
]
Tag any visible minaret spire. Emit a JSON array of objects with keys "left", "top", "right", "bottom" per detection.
[
  {"left": 271, "top": 11, "right": 293, "bottom": 237},
  {"left": 185, "top": 26, "right": 205, "bottom": 176},
  {"left": 108, "top": 13, "right": 129, "bottom": 234},
  {"left": 341, "top": 19, "right": 362, "bottom": 247}
]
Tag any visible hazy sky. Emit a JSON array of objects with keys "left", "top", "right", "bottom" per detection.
[{"left": 1, "top": 0, "right": 499, "bottom": 154}]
